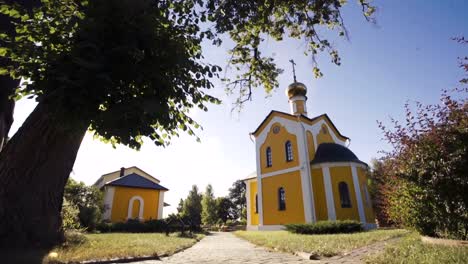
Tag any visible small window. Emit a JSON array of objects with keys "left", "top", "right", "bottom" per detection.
[
  {"left": 278, "top": 187, "right": 286, "bottom": 211},
  {"left": 285, "top": 141, "right": 293, "bottom": 162},
  {"left": 338, "top": 182, "right": 352, "bottom": 208},
  {"left": 321, "top": 125, "right": 328, "bottom": 134},
  {"left": 255, "top": 194, "right": 258, "bottom": 213},
  {"left": 266, "top": 147, "right": 272, "bottom": 167}
]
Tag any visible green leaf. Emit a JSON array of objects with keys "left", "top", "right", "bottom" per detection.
[{"left": 0, "top": 47, "right": 8, "bottom": 56}]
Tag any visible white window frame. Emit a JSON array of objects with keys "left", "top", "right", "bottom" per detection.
[
  {"left": 266, "top": 147, "right": 272, "bottom": 167},
  {"left": 285, "top": 141, "right": 293, "bottom": 162}
]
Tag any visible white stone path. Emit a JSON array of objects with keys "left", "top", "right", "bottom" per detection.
[{"left": 130, "top": 232, "right": 399, "bottom": 264}]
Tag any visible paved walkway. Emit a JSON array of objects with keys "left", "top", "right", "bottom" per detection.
[
  {"left": 137, "top": 232, "right": 307, "bottom": 264},
  {"left": 132, "top": 232, "right": 399, "bottom": 264}
]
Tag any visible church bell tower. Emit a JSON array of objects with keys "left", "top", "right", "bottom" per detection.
[{"left": 286, "top": 82, "right": 308, "bottom": 116}]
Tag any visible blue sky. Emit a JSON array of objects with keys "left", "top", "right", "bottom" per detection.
[{"left": 9, "top": 0, "right": 468, "bottom": 215}]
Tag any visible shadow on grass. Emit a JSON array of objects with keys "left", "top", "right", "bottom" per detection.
[{"left": 1, "top": 247, "right": 51, "bottom": 264}]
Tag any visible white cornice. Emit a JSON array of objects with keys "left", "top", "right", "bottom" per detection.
[
  {"left": 260, "top": 166, "right": 302, "bottom": 178},
  {"left": 311, "top": 162, "right": 367, "bottom": 169}
]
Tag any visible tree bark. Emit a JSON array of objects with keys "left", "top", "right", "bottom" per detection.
[
  {"left": 0, "top": 76, "right": 17, "bottom": 151},
  {"left": 0, "top": 5, "right": 18, "bottom": 152},
  {"left": 0, "top": 101, "right": 88, "bottom": 248}
]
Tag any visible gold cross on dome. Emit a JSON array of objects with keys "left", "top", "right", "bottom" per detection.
[{"left": 289, "top": 59, "right": 297, "bottom": 83}]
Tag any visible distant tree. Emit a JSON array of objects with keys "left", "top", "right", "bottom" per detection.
[
  {"left": 228, "top": 180, "right": 246, "bottom": 220},
  {"left": 241, "top": 207, "right": 247, "bottom": 221},
  {"left": 176, "top": 198, "right": 184, "bottom": 215},
  {"left": 216, "top": 197, "right": 233, "bottom": 224},
  {"left": 201, "top": 184, "right": 217, "bottom": 225},
  {"left": 367, "top": 158, "right": 395, "bottom": 227},
  {"left": 181, "top": 185, "right": 202, "bottom": 229},
  {"left": 63, "top": 178, "right": 103, "bottom": 231}
]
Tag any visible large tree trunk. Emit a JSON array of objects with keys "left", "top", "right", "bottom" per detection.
[
  {"left": 0, "top": 101, "right": 88, "bottom": 248},
  {"left": 0, "top": 5, "right": 18, "bottom": 152},
  {"left": 0, "top": 76, "right": 17, "bottom": 150}
]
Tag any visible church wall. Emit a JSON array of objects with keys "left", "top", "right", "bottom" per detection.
[
  {"left": 300, "top": 116, "right": 348, "bottom": 146},
  {"left": 329, "top": 166, "right": 360, "bottom": 221},
  {"left": 357, "top": 167, "right": 375, "bottom": 223},
  {"left": 311, "top": 168, "right": 328, "bottom": 221},
  {"left": 259, "top": 123, "right": 299, "bottom": 174},
  {"left": 316, "top": 124, "right": 335, "bottom": 145},
  {"left": 250, "top": 111, "right": 359, "bottom": 228},
  {"left": 253, "top": 112, "right": 299, "bottom": 137},
  {"left": 102, "top": 186, "right": 115, "bottom": 220},
  {"left": 249, "top": 180, "right": 259, "bottom": 225},
  {"left": 261, "top": 170, "right": 305, "bottom": 225},
  {"left": 306, "top": 131, "right": 316, "bottom": 161},
  {"left": 110, "top": 186, "right": 160, "bottom": 222}
]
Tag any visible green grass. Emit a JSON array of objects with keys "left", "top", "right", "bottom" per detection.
[
  {"left": 234, "top": 229, "right": 408, "bottom": 257},
  {"left": 44, "top": 232, "right": 204, "bottom": 263},
  {"left": 366, "top": 232, "right": 468, "bottom": 264}
]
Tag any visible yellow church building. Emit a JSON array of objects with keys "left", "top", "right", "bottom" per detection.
[
  {"left": 93, "top": 166, "right": 168, "bottom": 222},
  {"left": 244, "top": 81, "right": 375, "bottom": 230}
]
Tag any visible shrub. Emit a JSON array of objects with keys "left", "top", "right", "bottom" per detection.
[
  {"left": 285, "top": 220, "right": 363, "bottom": 234},
  {"left": 165, "top": 214, "right": 190, "bottom": 233},
  {"left": 96, "top": 221, "right": 113, "bottom": 233},
  {"left": 63, "top": 231, "right": 89, "bottom": 248},
  {"left": 61, "top": 198, "right": 81, "bottom": 231},
  {"left": 96, "top": 218, "right": 190, "bottom": 234},
  {"left": 378, "top": 87, "right": 468, "bottom": 240},
  {"left": 78, "top": 206, "right": 102, "bottom": 231},
  {"left": 238, "top": 219, "right": 247, "bottom": 226},
  {"left": 64, "top": 178, "right": 104, "bottom": 231},
  {"left": 96, "top": 219, "right": 165, "bottom": 233},
  {"left": 225, "top": 219, "right": 235, "bottom": 226}
]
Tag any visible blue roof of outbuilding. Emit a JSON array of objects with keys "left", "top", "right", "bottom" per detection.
[{"left": 105, "top": 173, "right": 168, "bottom": 191}]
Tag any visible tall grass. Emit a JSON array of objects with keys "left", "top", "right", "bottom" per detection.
[{"left": 366, "top": 232, "right": 468, "bottom": 264}]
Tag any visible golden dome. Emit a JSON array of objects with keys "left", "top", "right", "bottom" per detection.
[{"left": 285, "top": 82, "right": 307, "bottom": 99}]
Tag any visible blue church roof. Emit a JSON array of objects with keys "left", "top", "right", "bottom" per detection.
[
  {"left": 311, "top": 143, "right": 367, "bottom": 166},
  {"left": 105, "top": 173, "right": 169, "bottom": 190}
]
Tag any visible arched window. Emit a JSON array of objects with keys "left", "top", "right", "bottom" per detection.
[
  {"left": 285, "top": 141, "right": 293, "bottom": 162},
  {"left": 127, "top": 196, "right": 144, "bottom": 220},
  {"left": 278, "top": 187, "right": 286, "bottom": 211},
  {"left": 266, "top": 147, "right": 272, "bottom": 167},
  {"left": 338, "top": 182, "right": 352, "bottom": 208},
  {"left": 131, "top": 199, "right": 140, "bottom": 219},
  {"left": 255, "top": 194, "right": 258, "bottom": 213}
]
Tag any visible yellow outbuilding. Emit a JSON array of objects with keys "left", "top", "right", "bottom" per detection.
[
  {"left": 244, "top": 81, "right": 375, "bottom": 230},
  {"left": 93, "top": 166, "right": 168, "bottom": 222}
]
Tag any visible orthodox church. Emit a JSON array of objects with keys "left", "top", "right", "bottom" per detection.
[
  {"left": 244, "top": 81, "right": 375, "bottom": 230},
  {"left": 93, "top": 166, "right": 168, "bottom": 222}
]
